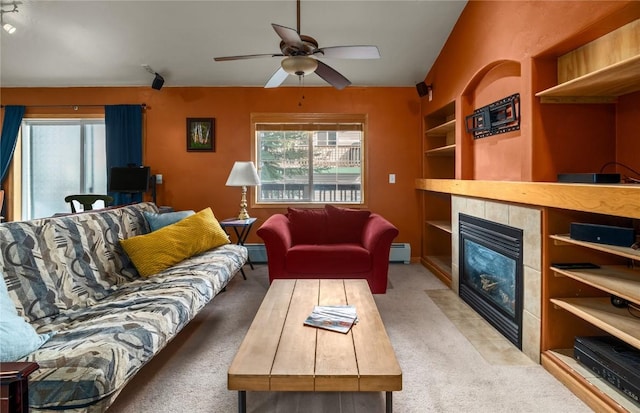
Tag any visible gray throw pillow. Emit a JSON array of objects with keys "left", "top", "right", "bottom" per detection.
[{"left": 144, "top": 210, "right": 195, "bottom": 231}]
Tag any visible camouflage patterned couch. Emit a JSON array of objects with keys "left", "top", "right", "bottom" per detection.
[{"left": 0, "top": 202, "right": 248, "bottom": 412}]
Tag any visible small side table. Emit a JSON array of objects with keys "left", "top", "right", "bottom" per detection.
[
  {"left": 0, "top": 362, "right": 39, "bottom": 413},
  {"left": 220, "top": 217, "right": 258, "bottom": 280}
]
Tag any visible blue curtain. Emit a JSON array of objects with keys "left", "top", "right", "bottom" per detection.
[
  {"left": 0, "top": 105, "right": 25, "bottom": 185},
  {"left": 105, "top": 105, "right": 143, "bottom": 205}
]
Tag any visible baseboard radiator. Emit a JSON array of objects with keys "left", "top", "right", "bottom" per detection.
[
  {"left": 246, "top": 244, "right": 269, "bottom": 263},
  {"left": 389, "top": 242, "right": 411, "bottom": 264},
  {"left": 245, "top": 243, "right": 411, "bottom": 264}
]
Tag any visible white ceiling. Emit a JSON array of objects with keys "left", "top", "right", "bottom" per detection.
[{"left": 0, "top": 0, "right": 467, "bottom": 89}]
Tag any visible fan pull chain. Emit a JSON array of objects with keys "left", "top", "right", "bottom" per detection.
[{"left": 298, "top": 75, "right": 306, "bottom": 107}]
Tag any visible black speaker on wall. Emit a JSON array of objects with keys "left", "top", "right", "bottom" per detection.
[
  {"left": 152, "top": 73, "right": 165, "bottom": 90},
  {"left": 416, "top": 81, "right": 429, "bottom": 97}
]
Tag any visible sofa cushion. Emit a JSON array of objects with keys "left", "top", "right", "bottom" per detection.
[
  {"left": 0, "top": 275, "right": 53, "bottom": 362},
  {"left": 0, "top": 219, "right": 76, "bottom": 321},
  {"left": 287, "top": 207, "right": 329, "bottom": 245},
  {"left": 144, "top": 210, "right": 195, "bottom": 231},
  {"left": 46, "top": 202, "right": 158, "bottom": 310},
  {"left": 25, "top": 270, "right": 219, "bottom": 409},
  {"left": 120, "top": 207, "right": 230, "bottom": 277},
  {"left": 286, "top": 244, "right": 371, "bottom": 274},
  {"left": 325, "top": 204, "right": 371, "bottom": 244}
]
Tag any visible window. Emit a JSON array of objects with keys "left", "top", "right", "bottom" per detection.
[
  {"left": 21, "top": 119, "right": 106, "bottom": 219},
  {"left": 254, "top": 114, "right": 365, "bottom": 205}
]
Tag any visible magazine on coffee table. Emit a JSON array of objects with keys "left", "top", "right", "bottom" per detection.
[{"left": 304, "top": 305, "right": 358, "bottom": 334}]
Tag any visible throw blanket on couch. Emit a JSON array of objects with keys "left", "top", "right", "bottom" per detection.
[{"left": 0, "top": 202, "right": 247, "bottom": 412}]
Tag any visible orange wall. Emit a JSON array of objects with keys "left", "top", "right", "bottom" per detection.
[
  {"left": 0, "top": 86, "right": 422, "bottom": 250},
  {"left": 421, "top": 0, "right": 640, "bottom": 181}
]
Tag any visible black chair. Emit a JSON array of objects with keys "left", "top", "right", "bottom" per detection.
[{"left": 64, "top": 194, "right": 114, "bottom": 213}]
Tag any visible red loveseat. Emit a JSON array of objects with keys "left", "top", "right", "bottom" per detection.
[{"left": 256, "top": 205, "right": 399, "bottom": 294}]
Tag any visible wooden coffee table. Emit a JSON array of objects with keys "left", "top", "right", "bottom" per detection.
[{"left": 228, "top": 279, "right": 402, "bottom": 413}]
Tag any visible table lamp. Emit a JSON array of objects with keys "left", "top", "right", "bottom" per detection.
[{"left": 226, "top": 161, "right": 261, "bottom": 219}]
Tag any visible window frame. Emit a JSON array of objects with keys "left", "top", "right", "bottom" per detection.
[{"left": 251, "top": 113, "right": 368, "bottom": 209}]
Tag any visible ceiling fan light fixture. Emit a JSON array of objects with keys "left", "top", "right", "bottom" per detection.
[{"left": 281, "top": 56, "right": 318, "bottom": 76}]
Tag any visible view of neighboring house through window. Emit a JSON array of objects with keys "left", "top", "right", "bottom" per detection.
[
  {"left": 254, "top": 114, "right": 365, "bottom": 204},
  {"left": 21, "top": 119, "right": 106, "bottom": 219}
]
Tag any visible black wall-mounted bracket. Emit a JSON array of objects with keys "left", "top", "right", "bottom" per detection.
[{"left": 465, "top": 93, "right": 520, "bottom": 139}]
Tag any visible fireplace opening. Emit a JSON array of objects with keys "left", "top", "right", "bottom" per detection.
[{"left": 459, "top": 214, "right": 523, "bottom": 348}]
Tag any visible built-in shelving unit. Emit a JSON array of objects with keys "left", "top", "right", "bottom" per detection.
[
  {"left": 416, "top": 14, "right": 640, "bottom": 413},
  {"left": 421, "top": 101, "right": 456, "bottom": 287},
  {"left": 545, "top": 216, "right": 640, "bottom": 412},
  {"left": 534, "top": 19, "right": 640, "bottom": 412},
  {"left": 536, "top": 19, "right": 639, "bottom": 104},
  {"left": 536, "top": 54, "right": 640, "bottom": 103}
]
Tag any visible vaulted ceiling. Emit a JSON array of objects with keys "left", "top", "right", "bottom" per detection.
[{"left": 0, "top": 1, "right": 467, "bottom": 89}]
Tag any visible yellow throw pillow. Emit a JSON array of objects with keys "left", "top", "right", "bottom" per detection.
[{"left": 120, "top": 207, "right": 230, "bottom": 277}]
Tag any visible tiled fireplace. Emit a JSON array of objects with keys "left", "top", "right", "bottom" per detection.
[{"left": 452, "top": 196, "right": 542, "bottom": 363}]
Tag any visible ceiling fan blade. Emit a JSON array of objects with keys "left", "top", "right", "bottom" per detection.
[
  {"left": 314, "top": 46, "right": 380, "bottom": 59},
  {"left": 272, "top": 23, "right": 303, "bottom": 49},
  {"left": 314, "top": 60, "right": 351, "bottom": 90},
  {"left": 265, "top": 67, "right": 289, "bottom": 88},
  {"left": 214, "top": 53, "right": 282, "bottom": 62}
]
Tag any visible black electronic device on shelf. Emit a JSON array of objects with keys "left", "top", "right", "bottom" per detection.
[
  {"left": 569, "top": 222, "right": 636, "bottom": 247},
  {"left": 557, "top": 173, "right": 621, "bottom": 184},
  {"left": 574, "top": 336, "right": 640, "bottom": 407}
]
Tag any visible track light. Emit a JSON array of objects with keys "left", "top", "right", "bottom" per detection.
[
  {"left": 0, "top": 1, "right": 20, "bottom": 35},
  {"left": 3, "top": 22, "right": 15, "bottom": 34}
]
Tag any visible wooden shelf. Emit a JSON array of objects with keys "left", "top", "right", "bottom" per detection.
[
  {"left": 425, "top": 144, "right": 455, "bottom": 157},
  {"left": 426, "top": 220, "right": 452, "bottom": 234},
  {"left": 550, "top": 234, "right": 640, "bottom": 261},
  {"left": 422, "top": 255, "right": 452, "bottom": 288},
  {"left": 425, "top": 119, "right": 456, "bottom": 137},
  {"left": 415, "top": 179, "right": 640, "bottom": 219},
  {"left": 421, "top": 101, "right": 455, "bottom": 279},
  {"left": 550, "top": 297, "right": 640, "bottom": 349},
  {"left": 425, "top": 255, "right": 452, "bottom": 275},
  {"left": 543, "top": 349, "right": 638, "bottom": 413},
  {"left": 536, "top": 54, "right": 640, "bottom": 103},
  {"left": 550, "top": 265, "right": 640, "bottom": 306}
]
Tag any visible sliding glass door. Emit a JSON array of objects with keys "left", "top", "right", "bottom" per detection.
[{"left": 21, "top": 119, "right": 106, "bottom": 219}]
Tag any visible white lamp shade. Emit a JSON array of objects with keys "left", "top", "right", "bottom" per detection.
[{"left": 226, "top": 161, "right": 260, "bottom": 187}]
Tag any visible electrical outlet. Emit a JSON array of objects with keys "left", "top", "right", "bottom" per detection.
[
  {"left": 389, "top": 174, "right": 396, "bottom": 184},
  {"left": 156, "top": 174, "right": 163, "bottom": 184}
]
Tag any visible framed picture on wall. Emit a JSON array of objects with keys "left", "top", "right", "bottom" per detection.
[{"left": 187, "top": 118, "right": 215, "bottom": 152}]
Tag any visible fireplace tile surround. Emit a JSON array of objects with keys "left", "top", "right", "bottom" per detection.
[{"left": 451, "top": 196, "right": 542, "bottom": 363}]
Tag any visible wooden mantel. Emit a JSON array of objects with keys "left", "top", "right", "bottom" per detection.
[{"left": 415, "top": 179, "right": 640, "bottom": 219}]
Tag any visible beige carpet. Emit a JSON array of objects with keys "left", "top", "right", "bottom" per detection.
[{"left": 107, "top": 263, "right": 591, "bottom": 413}]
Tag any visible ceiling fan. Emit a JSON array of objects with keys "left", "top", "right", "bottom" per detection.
[{"left": 213, "top": 0, "right": 380, "bottom": 90}]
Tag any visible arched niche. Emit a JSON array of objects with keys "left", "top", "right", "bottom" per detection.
[{"left": 459, "top": 60, "right": 523, "bottom": 181}]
